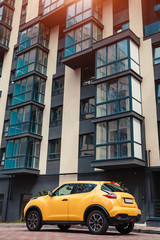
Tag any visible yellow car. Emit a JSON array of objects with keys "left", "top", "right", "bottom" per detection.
[{"left": 24, "top": 181, "right": 141, "bottom": 235}]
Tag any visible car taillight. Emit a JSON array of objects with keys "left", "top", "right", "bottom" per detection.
[{"left": 103, "top": 190, "right": 117, "bottom": 199}]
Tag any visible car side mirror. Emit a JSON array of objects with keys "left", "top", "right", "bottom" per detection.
[{"left": 48, "top": 191, "right": 53, "bottom": 197}]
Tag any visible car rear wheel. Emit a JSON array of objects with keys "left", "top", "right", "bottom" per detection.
[
  {"left": 57, "top": 224, "right": 71, "bottom": 231},
  {"left": 87, "top": 210, "right": 108, "bottom": 235},
  {"left": 26, "top": 210, "right": 42, "bottom": 231},
  {"left": 116, "top": 222, "right": 134, "bottom": 234}
]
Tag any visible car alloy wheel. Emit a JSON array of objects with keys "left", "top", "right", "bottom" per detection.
[
  {"left": 87, "top": 210, "right": 108, "bottom": 235},
  {"left": 26, "top": 210, "right": 42, "bottom": 231},
  {"left": 116, "top": 222, "right": 134, "bottom": 234}
]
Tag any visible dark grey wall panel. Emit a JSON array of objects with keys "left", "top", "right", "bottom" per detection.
[
  {"left": 4, "top": 110, "right": 10, "bottom": 121},
  {"left": 1, "top": 139, "right": 7, "bottom": 149},
  {"left": 113, "top": 9, "right": 129, "bottom": 26},
  {"left": 51, "top": 94, "right": 63, "bottom": 108},
  {"left": 46, "top": 160, "right": 60, "bottom": 175},
  {"left": 79, "top": 119, "right": 94, "bottom": 135},
  {"left": 49, "top": 125, "right": 62, "bottom": 140},
  {"left": 0, "top": 177, "right": 10, "bottom": 222},
  {"left": 81, "top": 85, "right": 95, "bottom": 100},
  {"left": 154, "top": 64, "right": 160, "bottom": 80},
  {"left": 78, "top": 156, "right": 94, "bottom": 173}
]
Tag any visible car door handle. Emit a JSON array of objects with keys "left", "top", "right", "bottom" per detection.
[{"left": 62, "top": 199, "right": 68, "bottom": 201}]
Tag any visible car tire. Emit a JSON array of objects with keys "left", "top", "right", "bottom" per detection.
[
  {"left": 26, "top": 210, "right": 42, "bottom": 231},
  {"left": 87, "top": 210, "right": 108, "bottom": 235},
  {"left": 57, "top": 224, "right": 71, "bottom": 231},
  {"left": 116, "top": 222, "right": 134, "bottom": 234}
]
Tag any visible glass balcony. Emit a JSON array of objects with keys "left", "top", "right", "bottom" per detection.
[
  {"left": 15, "top": 47, "right": 48, "bottom": 77},
  {"left": 4, "top": 137, "right": 40, "bottom": 170},
  {"left": 0, "top": 4, "right": 14, "bottom": 27},
  {"left": 12, "top": 75, "right": 46, "bottom": 106},
  {"left": 8, "top": 105, "right": 43, "bottom": 136},
  {"left": 96, "top": 75, "right": 142, "bottom": 118},
  {"left": 64, "top": 22, "right": 102, "bottom": 57},
  {"left": 0, "top": 0, "right": 15, "bottom": 8},
  {"left": 95, "top": 117, "right": 143, "bottom": 161},
  {"left": 95, "top": 39, "right": 140, "bottom": 79},
  {"left": 0, "top": 24, "right": 11, "bottom": 48},
  {"left": 19, "top": 23, "right": 49, "bottom": 52},
  {"left": 66, "top": 0, "right": 102, "bottom": 28},
  {"left": 41, "top": 0, "right": 64, "bottom": 16}
]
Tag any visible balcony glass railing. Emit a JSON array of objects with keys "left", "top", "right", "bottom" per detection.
[{"left": 42, "top": 0, "right": 64, "bottom": 16}]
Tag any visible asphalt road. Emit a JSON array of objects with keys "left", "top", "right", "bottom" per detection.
[{"left": 0, "top": 226, "right": 159, "bottom": 240}]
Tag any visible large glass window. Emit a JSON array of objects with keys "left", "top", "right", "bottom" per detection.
[
  {"left": 0, "top": 24, "right": 11, "bottom": 47},
  {"left": 154, "top": 47, "right": 160, "bottom": 65},
  {"left": 43, "top": 0, "right": 64, "bottom": 15},
  {"left": 96, "top": 117, "right": 142, "bottom": 161},
  {"left": 5, "top": 137, "right": 40, "bottom": 170},
  {"left": 66, "top": 0, "right": 102, "bottom": 28},
  {"left": 96, "top": 39, "right": 140, "bottom": 79},
  {"left": 0, "top": 5, "right": 14, "bottom": 26},
  {"left": 79, "top": 133, "right": 94, "bottom": 157},
  {"left": 48, "top": 139, "right": 61, "bottom": 160},
  {"left": 12, "top": 75, "right": 45, "bottom": 105},
  {"left": 9, "top": 105, "right": 43, "bottom": 136},
  {"left": 16, "top": 48, "right": 48, "bottom": 77},
  {"left": 96, "top": 76, "right": 130, "bottom": 117},
  {"left": 52, "top": 76, "right": 64, "bottom": 96},
  {"left": 81, "top": 98, "right": 95, "bottom": 120},
  {"left": 50, "top": 106, "right": 63, "bottom": 126},
  {"left": 65, "top": 22, "right": 102, "bottom": 57},
  {"left": 19, "top": 23, "right": 49, "bottom": 51}
]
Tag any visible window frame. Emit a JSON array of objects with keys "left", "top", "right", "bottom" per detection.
[
  {"left": 79, "top": 133, "right": 94, "bottom": 157},
  {"left": 48, "top": 138, "right": 61, "bottom": 160}
]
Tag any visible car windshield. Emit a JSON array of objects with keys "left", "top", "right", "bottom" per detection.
[{"left": 101, "top": 183, "right": 125, "bottom": 192}]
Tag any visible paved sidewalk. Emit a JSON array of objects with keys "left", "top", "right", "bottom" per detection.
[{"left": 0, "top": 223, "right": 159, "bottom": 235}]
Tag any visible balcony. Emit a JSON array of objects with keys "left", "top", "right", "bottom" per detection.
[
  {"left": 62, "top": 21, "right": 103, "bottom": 69},
  {"left": 91, "top": 116, "right": 145, "bottom": 169},
  {"left": 0, "top": 0, "right": 15, "bottom": 8},
  {"left": 0, "top": 24, "right": 11, "bottom": 54},
  {"left": 2, "top": 137, "right": 40, "bottom": 175}
]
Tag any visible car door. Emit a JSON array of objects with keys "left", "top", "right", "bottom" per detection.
[
  {"left": 43, "top": 184, "right": 74, "bottom": 221},
  {"left": 68, "top": 184, "right": 97, "bottom": 221}
]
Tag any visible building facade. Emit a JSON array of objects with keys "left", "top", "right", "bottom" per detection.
[{"left": 0, "top": 0, "right": 160, "bottom": 225}]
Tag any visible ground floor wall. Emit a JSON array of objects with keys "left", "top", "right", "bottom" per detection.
[{"left": 0, "top": 168, "right": 152, "bottom": 223}]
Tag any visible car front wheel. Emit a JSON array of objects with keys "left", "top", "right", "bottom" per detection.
[
  {"left": 57, "top": 224, "right": 71, "bottom": 231},
  {"left": 26, "top": 210, "right": 42, "bottom": 231},
  {"left": 87, "top": 210, "right": 108, "bottom": 235},
  {"left": 116, "top": 222, "right": 134, "bottom": 234}
]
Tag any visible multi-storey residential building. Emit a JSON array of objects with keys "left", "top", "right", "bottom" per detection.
[{"left": 0, "top": 0, "right": 160, "bottom": 226}]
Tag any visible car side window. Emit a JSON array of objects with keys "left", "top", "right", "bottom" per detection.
[
  {"left": 53, "top": 184, "right": 74, "bottom": 196},
  {"left": 75, "top": 184, "right": 96, "bottom": 194}
]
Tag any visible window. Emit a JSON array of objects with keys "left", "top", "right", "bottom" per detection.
[
  {"left": 96, "top": 39, "right": 140, "bottom": 79},
  {"left": 154, "top": 47, "right": 160, "bottom": 64},
  {"left": 81, "top": 65, "right": 95, "bottom": 86},
  {"left": 16, "top": 48, "right": 48, "bottom": 77},
  {"left": 79, "top": 133, "right": 94, "bottom": 156},
  {"left": 114, "top": 22, "right": 130, "bottom": 34},
  {"left": 75, "top": 184, "right": 96, "bottom": 194},
  {"left": 19, "top": 23, "right": 49, "bottom": 51},
  {"left": 66, "top": 0, "right": 102, "bottom": 28},
  {"left": 3, "top": 121, "right": 9, "bottom": 137},
  {"left": 43, "top": 0, "right": 64, "bottom": 15},
  {"left": 50, "top": 106, "right": 63, "bottom": 127},
  {"left": 157, "top": 84, "right": 160, "bottom": 103},
  {"left": 5, "top": 137, "right": 40, "bottom": 169},
  {"left": 96, "top": 117, "right": 142, "bottom": 161},
  {"left": 65, "top": 23, "right": 102, "bottom": 57},
  {"left": 52, "top": 76, "right": 64, "bottom": 95},
  {"left": 145, "top": 20, "right": 160, "bottom": 36},
  {"left": 57, "top": 49, "right": 64, "bottom": 67},
  {"left": 48, "top": 139, "right": 61, "bottom": 160},
  {"left": 0, "top": 149, "right": 5, "bottom": 167},
  {"left": 0, "top": 194, "right": 4, "bottom": 222},
  {"left": 81, "top": 98, "right": 95, "bottom": 120},
  {"left": 53, "top": 184, "right": 74, "bottom": 196},
  {"left": 96, "top": 76, "right": 130, "bottom": 117},
  {"left": 101, "top": 184, "right": 125, "bottom": 193},
  {"left": 7, "top": 94, "right": 12, "bottom": 108},
  {"left": 12, "top": 75, "right": 46, "bottom": 105},
  {"left": 9, "top": 105, "right": 43, "bottom": 136},
  {"left": 0, "top": 5, "right": 14, "bottom": 26},
  {"left": 0, "top": 25, "right": 11, "bottom": 47}
]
